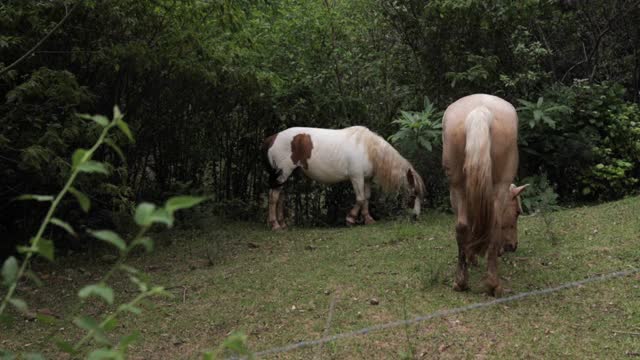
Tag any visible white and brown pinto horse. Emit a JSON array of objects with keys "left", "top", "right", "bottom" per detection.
[
  {"left": 442, "top": 94, "right": 528, "bottom": 297},
  {"left": 263, "top": 126, "right": 425, "bottom": 230}
]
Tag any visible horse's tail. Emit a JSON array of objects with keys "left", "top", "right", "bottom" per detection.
[
  {"left": 463, "top": 106, "right": 494, "bottom": 256},
  {"left": 262, "top": 133, "right": 282, "bottom": 188}
]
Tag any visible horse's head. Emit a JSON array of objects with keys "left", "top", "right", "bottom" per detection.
[
  {"left": 405, "top": 168, "right": 425, "bottom": 219},
  {"left": 501, "top": 183, "right": 529, "bottom": 252}
]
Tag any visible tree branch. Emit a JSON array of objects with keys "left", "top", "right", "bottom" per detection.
[{"left": 0, "top": 1, "right": 80, "bottom": 77}]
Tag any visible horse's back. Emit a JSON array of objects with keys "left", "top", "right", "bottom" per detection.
[{"left": 442, "top": 94, "right": 518, "bottom": 184}]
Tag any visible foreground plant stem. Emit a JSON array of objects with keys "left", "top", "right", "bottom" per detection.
[{"left": 0, "top": 122, "right": 115, "bottom": 316}]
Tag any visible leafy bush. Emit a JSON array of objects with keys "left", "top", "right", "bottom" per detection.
[
  {"left": 518, "top": 81, "right": 640, "bottom": 202},
  {"left": 0, "top": 109, "right": 208, "bottom": 358}
]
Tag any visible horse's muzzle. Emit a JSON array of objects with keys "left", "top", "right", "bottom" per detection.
[{"left": 503, "top": 243, "right": 517, "bottom": 252}]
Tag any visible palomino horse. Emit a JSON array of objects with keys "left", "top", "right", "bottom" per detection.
[
  {"left": 263, "top": 126, "right": 425, "bottom": 230},
  {"left": 442, "top": 94, "right": 528, "bottom": 297}
]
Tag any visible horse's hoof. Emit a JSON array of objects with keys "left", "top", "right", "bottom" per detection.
[
  {"left": 346, "top": 216, "right": 357, "bottom": 226},
  {"left": 271, "top": 222, "right": 282, "bottom": 231},
  {"left": 453, "top": 282, "right": 469, "bottom": 292},
  {"left": 485, "top": 281, "right": 503, "bottom": 297},
  {"left": 364, "top": 215, "right": 376, "bottom": 225},
  {"left": 279, "top": 222, "right": 288, "bottom": 230}
]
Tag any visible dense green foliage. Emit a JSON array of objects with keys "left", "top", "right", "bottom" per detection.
[{"left": 1, "top": 0, "right": 639, "bottom": 251}]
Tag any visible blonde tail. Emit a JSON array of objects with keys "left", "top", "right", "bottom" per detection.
[{"left": 463, "top": 106, "right": 494, "bottom": 255}]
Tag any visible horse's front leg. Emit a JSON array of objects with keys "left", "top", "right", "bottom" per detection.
[
  {"left": 347, "top": 176, "right": 366, "bottom": 226},
  {"left": 362, "top": 181, "right": 375, "bottom": 225},
  {"left": 268, "top": 187, "right": 283, "bottom": 230}
]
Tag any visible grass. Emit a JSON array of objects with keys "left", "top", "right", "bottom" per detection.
[{"left": 2, "top": 196, "right": 640, "bottom": 359}]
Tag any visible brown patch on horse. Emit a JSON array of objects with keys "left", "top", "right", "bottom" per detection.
[{"left": 291, "top": 133, "right": 313, "bottom": 169}]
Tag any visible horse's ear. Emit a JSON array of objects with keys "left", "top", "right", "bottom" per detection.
[{"left": 510, "top": 183, "right": 529, "bottom": 198}]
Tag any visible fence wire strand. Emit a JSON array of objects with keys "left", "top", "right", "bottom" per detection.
[{"left": 244, "top": 268, "right": 638, "bottom": 359}]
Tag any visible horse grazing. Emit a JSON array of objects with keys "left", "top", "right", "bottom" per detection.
[
  {"left": 263, "top": 126, "right": 425, "bottom": 230},
  {"left": 442, "top": 94, "right": 528, "bottom": 297}
]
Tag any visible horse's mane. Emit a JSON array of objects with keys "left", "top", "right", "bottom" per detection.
[{"left": 345, "top": 126, "right": 425, "bottom": 198}]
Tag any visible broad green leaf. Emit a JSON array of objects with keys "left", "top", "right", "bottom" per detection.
[
  {"left": 134, "top": 202, "right": 156, "bottom": 226},
  {"left": 72, "top": 148, "right": 89, "bottom": 169},
  {"left": 149, "top": 208, "right": 173, "bottom": 227},
  {"left": 87, "top": 348, "right": 122, "bottom": 360},
  {"left": 34, "top": 238, "right": 54, "bottom": 261},
  {"left": 50, "top": 217, "right": 76, "bottom": 236},
  {"left": 78, "top": 113, "right": 109, "bottom": 127},
  {"left": 79, "top": 283, "right": 114, "bottom": 304},
  {"left": 9, "top": 298, "right": 27, "bottom": 312},
  {"left": 128, "top": 276, "right": 148, "bottom": 292},
  {"left": 73, "top": 316, "right": 109, "bottom": 344},
  {"left": 69, "top": 187, "right": 91, "bottom": 212},
  {"left": 15, "top": 194, "right": 53, "bottom": 202},
  {"left": 77, "top": 160, "right": 109, "bottom": 175},
  {"left": 132, "top": 237, "right": 153, "bottom": 252},
  {"left": 89, "top": 230, "right": 126, "bottom": 251},
  {"left": 1, "top": 256, "right": 18, "bottom": 286},
  {"left": 165, "top": 196, "right": 206, "bottom": 214},
  {"left": 116, "top": 118, "right": 134, "bottom": 143}
]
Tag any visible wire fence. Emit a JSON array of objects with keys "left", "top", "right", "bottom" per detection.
[{"left": 243, "top": 267, "right": 639, "bottom": 359}]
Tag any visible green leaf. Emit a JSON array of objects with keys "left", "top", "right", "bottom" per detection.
[
  {"left": 35, "top": 238, "right": 54, "bottom": 261},
  {"left": 77, "top": 160, "right": 109, "bottom": 175},
  {"left": 73, "top": 316, "right": 109, "bottom": 344},
  {"left": 78, "top": 283, "right": 114, "bottom": 304},
  {"left": 113, "top": 106, "right": 123, "bottom": 121},
  {"left": 132, "top": 237, "right": 153, "bottom": 252},
  {"left": 69, "top": 187, "right": 91, "bottom": 212},
  {"left": 78, "top": 113, "right": 109, "bottom": 127},
  {"left": 118, "top": 303, "right": 142, "bottom": 315},
  {"left": 118, "top": 331, "right": 141, "bottom": 352},
  {"left": 104, "top": 138, "right": 126, "bottom": 163},
  {"left": 23, "top": 353, "right": 45, "bottom": 360},
  {"left": 72, "top": 148, "right": 89, "bottom": 169},
  {"left": 50, "top": 217, "right": 76, "bottom": 236},
  {"left": 89, "top": 230, "right": 126, "bottom": 251},
  {"left": 87, "top": 348, "right": 122, "bottom": 360},
  {"left": 134, "top": 202, "right": 156, "bottom": 226},
  {"left": 36, "top": 313, "right": 57, "bottom": 325},
  {"left": 9, "top": 298, "right": 27, "bottom": 313},
  {"left": 116, "top": 118, "right": 134, "bottom": 143},
  {"left": 55, "top": 340, "right": 77, "bottom": 354},
  {"left": 165, "top": 196, "right": 206, "bottom": 214},
  {"left": 119, "top": 264, "right": 139, "bottom": 275},
  {"left": 1, "top": 256, "right": 18, "bottom": 286},
  {"left": 103, "top": 317, "right": 118, "bottom": 331},
  {"left": 15, "top": 194, "right": 53, "bottom": 202},
  {"left": 25, "top": 270, "right": 43, "bottom": 287},
  {"left": 149, "top": 208, "right": 173, "bottom": 227}
]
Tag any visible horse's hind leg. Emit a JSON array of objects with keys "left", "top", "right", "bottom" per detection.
[
  {"left": 346, "top": 176, "right": 366, "bottom": 226},
  {"left": 276, "top": 190, "right": 287, "bottom": 229},
  {"left": 451, "top": 187, "right": 470, "bottom": 291},
  {"left": 362, "top": 181, "right": 375, "bottom": 225}
]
